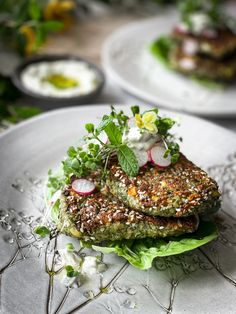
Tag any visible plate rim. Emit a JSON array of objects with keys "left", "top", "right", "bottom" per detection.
[{"left": 1, "top": 104, "right": 236, "bottom": 143}]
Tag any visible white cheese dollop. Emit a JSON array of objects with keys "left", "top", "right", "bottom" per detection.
[
  {"left": 57, "top": 249, "right": 106, "bottom": 287},
  {"left": 81, "top": 256, "right": 104, "bottom": 276},
  {"left": 21, "top": 60, "right": 99, "bottom": 98},
  {"left": 123, "top": 126, "right": 161, "bottom": 151}
]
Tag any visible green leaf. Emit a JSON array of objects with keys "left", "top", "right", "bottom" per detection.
[
  {"left": 93, "top": 220, "right": 218, "bottom": 270},
  {"left": 51, "top": 199, "right": 60, "bottom": 223},
  {"left": 131, "top": 105, "right": 140, "bottom": 116},
  {"left": 34, "top": 25, "right": 46, "bottom": 49},
  {"left": 117, "top": 145, "right": 139, "bottom": 177},
  {"left": 34, "top": 225, "right": 50, "bottom": 237},
  {"left": 65, "top": 265, "right": 79, "bottom": 278},
  {"left": 104, "top": 121, "right": 122, "bottom": 145},
  {"left": 10, "top": 105, "right": 42, "bottom": 121},
  {"left": 150, "top": 36, "right": 174, "bottom": 68},
  {"left": 85, "top": 123, "right": 95, "bottom": 133},
  {"left": 41, "top": 21, "right": 64, "bottom": 32},
  {"left": 66, "top": 243, "right": 75, "bottom": 252},
  {"left": 80, "top": 240, "right": 93, "bottom": 249},
  {"left": 67, "top": 146, "right": 77, "bottom": 158},
  {"left": 28, "top": 0, "right": 41, "bottom": 21},
  {"left": 96, "top": 115, "right": 112, "bottom": 134}
]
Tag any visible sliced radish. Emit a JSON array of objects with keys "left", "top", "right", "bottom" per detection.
[
  {"left": 150, "top": 145, "right": 171, "bottom": 168},
  {"left": 133, "top": 149, "right": 149, "bottom": 167},
  {"left": 72, "top": 179, "right": 96, "bottom": 195}
]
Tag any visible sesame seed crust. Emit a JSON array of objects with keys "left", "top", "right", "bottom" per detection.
[
  {"left": 58, "top": 186, "right": 199, "bottom": 242},
  {"left": 106, "top": 153, "right": 221, "bottom": 217}
]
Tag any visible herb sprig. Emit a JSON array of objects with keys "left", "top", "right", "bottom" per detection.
[{"left": 57, "top": 106, "right": 180, "bottom": 183}]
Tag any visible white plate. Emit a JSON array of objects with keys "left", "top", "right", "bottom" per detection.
[
  {"left": 103, "top": 11, "right": 236, "bottom": 117},
  {"left": 1, "top": 105, "right": 236, "bottom": 314}
]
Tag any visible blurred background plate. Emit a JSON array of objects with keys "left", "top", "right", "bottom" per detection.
[
  {"left": 1, "top": 104, "right": 236, "bottom": 314},
  {"left": 103, "top": 10, "right": 236, "bottom": 118}
]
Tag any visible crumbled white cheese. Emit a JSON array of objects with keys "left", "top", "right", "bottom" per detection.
[
  {"left": 81, "top": 256, "right": 99, "bottom": 276},
  {"left": 57, "top": 249, "right": 107, "bottom": 287}
]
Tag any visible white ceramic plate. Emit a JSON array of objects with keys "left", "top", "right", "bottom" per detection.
[
  {"left": 1, "top": 105, "right": 236, "bottom": 314},
  {"left": 103, "top": 11, "right": 236, "bottom": 117}
]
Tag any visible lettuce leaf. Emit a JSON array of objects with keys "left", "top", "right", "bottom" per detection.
[
  {"left": 150, "top": 36, "right": 173, "bottom": 68},
  {"left": 92, "top": 220, "right": 218, "bottom": 270},
  {"left": 46, "top": 169, "right": 64, "bottom": 223}
]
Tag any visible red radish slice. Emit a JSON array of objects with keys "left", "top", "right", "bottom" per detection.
[
  {"left": 150, "top": 145, "right": 171, "bottom": 168},
  {"left": 72, "top": 179, "right": 96, "bottom": 195},
  {"left": 133, "top": 149, "right": 149, "bottom": 167}
]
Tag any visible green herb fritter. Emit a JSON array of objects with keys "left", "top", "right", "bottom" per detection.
[
  {"left": 106, "top": 154, "right": 220, "bottom": 218},
  {"left": 56, "top": 187, "right": 199, "bottom": 242}
]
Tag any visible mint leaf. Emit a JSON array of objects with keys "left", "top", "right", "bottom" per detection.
[
  {"left": 117, "top": 145, "right": 139, "bottom": 177},
  {"left": 66, "top": 243, "right": 75, "bottom": 252},
  {"left": 65, "top": 265, "right": 79, "bottom": 278},
  {"left": 104, "top": 121, "right": 122, "bottom": 145},
  {"left": 34, "top": 226, "right": 50, "bottom": 237},
  {"left": 96, "top": 115, "right": 112, "bottom": 134}
]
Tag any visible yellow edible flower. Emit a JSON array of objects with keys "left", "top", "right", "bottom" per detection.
[
  {"left": 135, "top": 114, "right": 143, "bottom": 128},
  {"left": 19, "top": 25, "right": 36, "bottom": 56},
  {"left": 135, "top": 111, "right": 157, "bottom": 134},
  {"left": 44, "top": 0, "right": 75, "bottom": 28}
]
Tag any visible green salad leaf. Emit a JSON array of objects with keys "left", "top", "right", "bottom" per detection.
[
  {"left": 92, "top": 220, "right": 218, "bottom": 270},
  {"left": 34, "top": 225, "right": 50, "bottom": 237},
  {"left": 150, "top": 36, "right": 174, "bottom": 68},
  {"left": 65, "top": 265, "right": 79, "bottom": 278}
]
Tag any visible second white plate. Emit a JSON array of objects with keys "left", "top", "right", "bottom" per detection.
[{"left": 103, "top": 10, "right": 236, "bottom": 117}]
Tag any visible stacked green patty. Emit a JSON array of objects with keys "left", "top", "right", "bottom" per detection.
[
  {"left": 57, "top": 154, "right": 220, "bottom": 242},
  {"left": 170, "top": 27, "right": 236, "bottom": 82}
]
